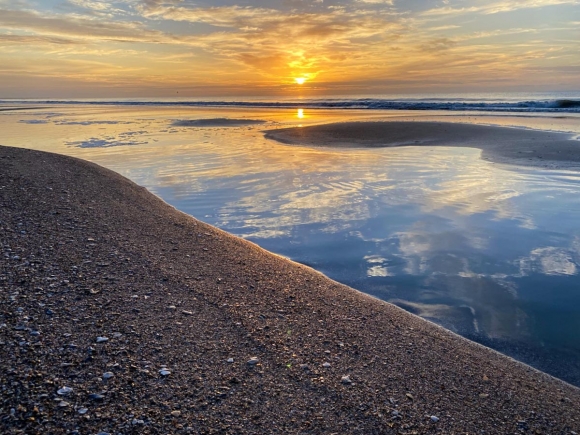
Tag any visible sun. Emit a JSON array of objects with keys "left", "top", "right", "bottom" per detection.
[{"left": 295, "top": 77, "right": 307, "bottom": 85}]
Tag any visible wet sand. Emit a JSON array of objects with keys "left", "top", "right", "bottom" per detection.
[
  {"left": 1, "top": 145, "right": 579, "bottom": 434},
  {"left": 265, "top": 121, "right": 580, "bottom": 170}
]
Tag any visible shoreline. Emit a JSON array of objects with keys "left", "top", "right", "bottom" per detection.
[
  {"left": 1, "top": 145, "right": 579, "bottom": 433},
  {"left": 265, "top": 121, "right": 580, "bottom": 171}
]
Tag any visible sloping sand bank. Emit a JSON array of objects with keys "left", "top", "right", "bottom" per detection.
[
  {"left": 1, "top": 145, "right": 579, "bottom": 434},
  {"left": 265, "top": 121, "right": 580, "bottom": 170}
]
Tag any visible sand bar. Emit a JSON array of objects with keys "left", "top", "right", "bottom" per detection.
[
  {"left": 265, "top": 121, "right": 580, "bottom": 170},
  {"left": 1, "top": 145, "right": 579, "bottom": 434}
]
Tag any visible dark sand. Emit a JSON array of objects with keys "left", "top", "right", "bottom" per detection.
[
  {"left": 265, "top": 121, "right": 580, "bottom": 170},
  {"left": 0, "top": 107, "right": 48, "bottom": 112},
  {"left": 1, "top": 145, "right": 579, "bottom": 434},
  {"left": 173, "top": 119, "right": 266, "bottom": 127}
]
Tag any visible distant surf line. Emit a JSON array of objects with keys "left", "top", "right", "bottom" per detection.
[{"left": 1, "top": 98, "right": 580, "bottom": 113}]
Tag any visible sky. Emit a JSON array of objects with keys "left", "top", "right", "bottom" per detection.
[{"left": 0, "top": 0, "right": 579, "bottom": 97}]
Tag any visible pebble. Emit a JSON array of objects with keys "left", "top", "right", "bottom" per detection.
[
  {"left": 58, "top": 401, "right": 69, "bottom": 407},
  {"left": 182, "top": 310, "right": 193, "bottom": 316},
  {"left": 227, "top": 358, "right": 234, "bottom": 363},
  {"left": 171, "top": 410, "right": 182, "bottom": 417},
  {"left": 96, "top": 336, "right": 109, "bottom": 343},
  {"left": 30, "top": 330, "right": 40, "bottom": 336},
  {"left": 431, "top": 416, "right": 440, "bottom": 423},
  {"left": 247, "top": 357, "right": 259, "bottom": 366},
  {"left": 102, "top": 372, "right": 114, "bottom": 380},
  {"left": 88, "top": 393, "right": 105, "bottom": 402},
  {"left": 159, "top": 369, "right": 171, "bottom": 376},
  {"left": 78, "top": 408, "right": 88, "bottom": 415},
  {"left": 168, "top": 305, "right": 177, "bottom": 310},
  {"left": 322, "top": 362, "right": 331, "bottom": 368},
  {"left": 57, "top": 387, "right": 73, "bottom": 395},
  {"left": 341, "top": 375, "right": 352, "bottom": 384},
  {"left": 406, "top": 393, "right": 414, "bottom": 401}
]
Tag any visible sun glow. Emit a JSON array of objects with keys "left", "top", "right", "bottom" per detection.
[
  {"left": 297, "top": 109, "right": 304, "bottom": 119},
  {"left": 295, "top": 77, "right": 307, "bottom": 85}
]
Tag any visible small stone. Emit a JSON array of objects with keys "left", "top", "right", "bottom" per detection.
[
  {"left": 182, "top": 310, "right": 193, "bottom": 316},
  {"left": 300, "top": 364, "right": 309, "bottom": 370},
  {"left": 30, "top": 331, "right": 40, "bottom": 336},
  {"left": 171, "top": 410, "right": 182, "bottom": 417},
  {"left": 406, "top": 393, "right": 414, "bottom": 401},
  {"left": 102, "top": 372, "right": 114, "bottom": 380},
  {"left": 479, "top": 393, "right": 489, "bottom": 398},
  {"left": 322, "top": 362, "right": 331, "bottom": 368},
  {"left": 57, "top": 387, "right": 73, "bottom": 395},
  {"left": 88, "top": 393, "right": 104, "bottom": 402},
  {"left": 341, "top": 375, "right": 352, "bottom": 384},
  {"left": 430, "top": 416, "right": 440, "bottom": 423},
  {"left": 78, "top": 408, "right": 88, "bottom": 415},
  {"left": 159, "top": 369, "right": 171, "bottom": 376},
  {"left": 247, "top": 357, "right": 259, "bottom": 366},
  {"left": 58, "top": 401, "right": 69, "bottom": 407},
  {"left": 112, "top": 332, "right": 122, "bottom": 338},
  {"left": 168, "top": 305, "right": 176, "bottom": 310},
  {"left": 227, "top": 358, "right": 234, "bottom": 363},
  {"left": 96, "top": 337, "right": 108, "bottom": 343}
]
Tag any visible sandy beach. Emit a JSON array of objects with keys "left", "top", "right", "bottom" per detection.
[
  {"left": 265, "top": 121, "right": 580, "bottom": 171},
  {"left": 1, "top": 144, "right": 580, "bottom": 434}
]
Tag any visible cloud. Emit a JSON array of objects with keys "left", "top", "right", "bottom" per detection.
[
  {"left": 0, "top": 34, "right": 79, "bottom": 45},
  {"left": 423, "top": 0, "right": 580, "bottom": 17},
  {"left": 64, "top": 0, "right": 126, "bottom": 16},
  {"left": 0, "top": 8, "right": 166, "bottom": 42},
  {"left": 356, "top": 0, "right": 394, "bottom": 4},
  {"left": 124, "top": 3, "right": 408, "bottom": 82}
]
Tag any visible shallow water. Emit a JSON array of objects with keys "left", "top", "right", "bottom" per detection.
[{"left": 2, "top": 105, "right": 580, "bottom": 385}]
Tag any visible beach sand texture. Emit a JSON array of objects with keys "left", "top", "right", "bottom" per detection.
[
  {"left": 1, "top": 144, "right": 579, "bottom": 434},
  {"left": 266, "top": 121, "right": 580, "bottom": 170}
]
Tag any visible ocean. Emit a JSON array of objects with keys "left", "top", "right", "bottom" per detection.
[
  {"left": 3, "top": 92, "right": 580, "bottom": 113},
  {"left": 1, "top": 93, "right": 580, "bottom": 386}
]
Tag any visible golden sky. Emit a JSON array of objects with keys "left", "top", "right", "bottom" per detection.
[{"left": 0, "top": 0, "right": 579, "bottom": 97}]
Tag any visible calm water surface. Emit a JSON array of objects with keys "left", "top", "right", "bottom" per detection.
[{"left": 2, "top": 105, "right": 580, "bottom": 386}]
